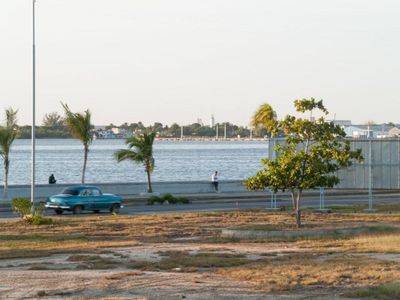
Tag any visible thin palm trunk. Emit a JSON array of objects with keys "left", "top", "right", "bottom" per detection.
[
  {"left": 82, "top": 144, "right": 88, "bottom": 184},
  {"left": 146, "top": 169, "right": 153, "bottom": 193},
  {"left": 3, "top": 157, "right": 9, "bottom": 199}
]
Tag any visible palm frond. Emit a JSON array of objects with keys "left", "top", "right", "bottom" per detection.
[
  {"left": 115, "top": 131, "right": 155, "bottom": 171},
  {"left": 251, "top": 103, "right": 277, "bottom": 128},
  {"left": 62, "top": 102, "right": 93, "bottom": 145},
  {"left": 0, "top": 108, "right": 18, "bottom": 160}
]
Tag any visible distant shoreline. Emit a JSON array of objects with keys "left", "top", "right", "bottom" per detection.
[{"left": 16, "top": 137, "right": 268, "bottom": 142}]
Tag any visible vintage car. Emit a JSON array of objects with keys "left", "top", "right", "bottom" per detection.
[{"left": 45, "top": 186, "right": 123, "bottom": 215}]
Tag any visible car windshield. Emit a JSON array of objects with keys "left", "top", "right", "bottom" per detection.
[{"left": 61, "top": 188, "right": 80, "bottom": 196}]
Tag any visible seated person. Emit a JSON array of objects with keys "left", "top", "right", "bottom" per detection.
[{"left": 48, "top": 174, "right": 57, "bottom": 184}]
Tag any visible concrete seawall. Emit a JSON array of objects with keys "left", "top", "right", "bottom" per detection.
[{"left": 0, "top": 180, "right": 247, "bottom": 201}]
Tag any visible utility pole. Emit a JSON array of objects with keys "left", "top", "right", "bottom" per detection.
[{"left": 31, "top": 0, "right": 37, "bottom": 211}]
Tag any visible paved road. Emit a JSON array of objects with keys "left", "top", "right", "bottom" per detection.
[{"left": 1, "top": 193, "right": 398, "bottom": 220}]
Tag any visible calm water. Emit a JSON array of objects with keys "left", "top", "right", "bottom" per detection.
[{"left": 0, "top": 139, "right": 269, "bottom": 185}]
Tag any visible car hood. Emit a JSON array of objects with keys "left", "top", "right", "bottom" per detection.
[{"left": 50, "top": 194, "right": 74, "bottom": 199}]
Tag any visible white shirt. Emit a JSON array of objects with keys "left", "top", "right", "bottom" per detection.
[{"left": 211, "top": 173, "right": 218, "bottom": 182}]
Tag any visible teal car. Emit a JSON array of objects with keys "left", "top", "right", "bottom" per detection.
[{"left": 45, "top": 186, "right": 123, "bottom": 215}]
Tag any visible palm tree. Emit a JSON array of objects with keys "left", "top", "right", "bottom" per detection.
[
  {"left": 62, "top": 103, "right": 93, "bottom": 184},
  {"left": 115, "top": 132, "right": 156, "bottom": 193},
  {"left": 251, "top": 103, "right": 278, "bottom": 137},
  {"left": 0, "top": 108, "right": 18, "bottom": 198}
]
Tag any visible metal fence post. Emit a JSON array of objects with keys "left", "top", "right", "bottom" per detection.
[
  {"left": 365, "top": 139, "right": 376, "bottom": 212},
  {"left": 319, "top": 187, "right": 325, "bottom": 210}
]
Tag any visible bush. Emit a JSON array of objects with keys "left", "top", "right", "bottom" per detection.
[
  {"left": 176, "top": 197, "right": 190, "bottom": 204},
  {"left": 146, "top": 194, "right": 190, "bottom": 205},
  {"left": 23, "top": 214, "right": 53, "bottom": 225},
  {"left": 11, "top": 198, "right": 53, "bottom": 225},
  {"left": 11, "top": 198, "right": 32, "bottom": 217},
  {"left": 163, "top": 193, "right": 176, "bottom": 204},
  {"left": 147, "top": 196, "right": 164, "bottom": 205}
]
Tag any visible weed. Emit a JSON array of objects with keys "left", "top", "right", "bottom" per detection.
[{"left": 345, "top": 282, "right": 400, "bottom": 299}]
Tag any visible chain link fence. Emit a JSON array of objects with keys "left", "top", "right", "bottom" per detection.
[{"left": 267, "top": 138, "right": 400, "bottom": 190}]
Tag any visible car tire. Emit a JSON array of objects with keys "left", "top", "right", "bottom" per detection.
[
  {"left": 93, "top": 210, "right": 100, "bottom": 213},
  {"left": 73, "top": 205, "right": 83, "bottom": 215},
  {"left": 110, "top": 203, "right": 120, "bottom": 214},
  {"left": 55, "top": 209, "right": 63, "bottom": 215}
]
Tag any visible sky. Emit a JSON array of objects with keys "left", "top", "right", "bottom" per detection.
[{"left": 0, "top": 0, "right": 399, "bottom": 126}]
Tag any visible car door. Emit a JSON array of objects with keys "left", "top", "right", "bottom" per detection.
[
  {"left": 80, "top": 189, "right": 93, "bottom": 210},
  {"left": 91, "top": 187, "right": 107, "bottom": 210}
]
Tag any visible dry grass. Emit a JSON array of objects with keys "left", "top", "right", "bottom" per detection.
[
  {"left": 105, "top": 271, "right": 145, "bottom": 280},
  {"left": 1, "top": 210, "right": 400, "bottom": 259},
  {"left": 1, "top": 208, "right": 400, "bottom": 295},
  {"left": 218, "top": 254, "right": 400, "bottom": 292},
  {"left": 125, "top": 251, "right": 251, "bottom": 272},
  {"left": 295, "top": 232, "right": 400, "bottom": 253}
]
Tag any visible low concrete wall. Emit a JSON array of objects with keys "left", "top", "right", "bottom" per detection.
[
  {"left": 0, "top": 180, "right": 247, "bottom": 201},
  {"left": 221, "top": 225, "right": 388, "bottom": 240}
]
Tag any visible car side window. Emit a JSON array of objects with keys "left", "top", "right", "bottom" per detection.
[
  {"left": 81, "top": 190, "right": 92, "bottom": 197},
  {"left": 91, "top": 189, "right": 101, "bottom": 196}
]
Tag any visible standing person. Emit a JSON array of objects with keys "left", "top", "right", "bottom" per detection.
[
  {"left": 211, "top": 171, "right": 219, "bottom": 192},
  {"left": 48, "top": 174, "right": 57, "bottom": 184}
]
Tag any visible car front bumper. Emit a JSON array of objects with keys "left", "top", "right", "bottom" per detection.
[{"left": 45, "top": 204, "right": 71, "bottom": 210}]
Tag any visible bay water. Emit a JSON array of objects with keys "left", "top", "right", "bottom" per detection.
[{"left": 0, "top": 139, "right": 269, "bottom": 185}]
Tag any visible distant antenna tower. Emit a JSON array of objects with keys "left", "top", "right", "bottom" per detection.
[
  {"left": 210, "top": 115, "right": 215, "bottom": 127},
  {"left": 224, "top": 123, "right": 227, "bottom": 139},
  {"left": 181, "top": 125, "right": 184, "bottom": 139}
]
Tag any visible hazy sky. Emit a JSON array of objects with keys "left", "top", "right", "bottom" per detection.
[{"left": 1, "top": 0, "right": 399, "bottom": 126}]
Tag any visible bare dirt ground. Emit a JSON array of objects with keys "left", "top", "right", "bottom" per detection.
[{"left": 1, "top": 209, "right": 399, "bottom": 299}]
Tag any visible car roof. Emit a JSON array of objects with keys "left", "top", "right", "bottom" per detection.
[{"left": 65, "top": 186, "right": 100, "bottom": 190}]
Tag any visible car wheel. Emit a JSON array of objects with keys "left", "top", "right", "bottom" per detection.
[
  {"left": 55, "top": 209, "right": 63, "bottom": 215},
  {"left": 93, "top": 210, "right": 100, "bottom": 213},
  {"left": 110, "top": 203, "right": 120, "bottom": 214},
  {"left": 73, "top": 205, "right": 83, "bottom": 215}
]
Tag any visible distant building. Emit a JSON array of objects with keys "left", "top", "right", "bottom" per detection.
[
  {"left": 331, "top": 120, "right": 352, "bottom": 126},
  {"left": 111, "top": 127, "right": 120, "bottom": 135},
  {"left": 343, "top": 126, "right": 369, "bottom": 138},
  {"left": 210, "top": 115, "right": 215, "bottom": 127},
  {"left": 343, "top": 124, "right": 389, "bottom": 139},
  {"left": 388, "top": 127, "right": 400, "bottom": 137},
  {"left": 94, "top": 125, "right": 107, "bottom": 131}
]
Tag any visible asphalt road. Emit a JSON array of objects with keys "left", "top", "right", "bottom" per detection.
[{"left": 1, "top": 193, "right": 399, "bottom": 220}]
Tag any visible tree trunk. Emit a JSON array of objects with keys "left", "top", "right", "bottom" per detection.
[
  {"left": 290, "top": 189, "right": 296, "bottom": 209},
  {"left": 82, "top": 145, "right": 88, "bottom": 184},
  {"left": 3, "top": 158, "right": 9, "bottom": 199},
  {"left": 291, "top": 189, "right": 302, "bottom": 228},
  {"left": 146, "top": 169, "right": 153, "bottom": 193},
  {"left": 295, "top": 190, "right": 302, "bottom": 228}
]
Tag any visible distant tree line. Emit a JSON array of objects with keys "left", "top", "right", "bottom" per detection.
[
  {"left": 113, "top": 122, "right": 265, "bottom": 138},
  {"left": 15, "top": 112, "right": 268, "bottom": 139}
]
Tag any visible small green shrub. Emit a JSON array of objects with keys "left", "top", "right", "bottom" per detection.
[
  {"left": 163, "top": 193, "right": 175, "bottom": 204},
  {"left": 11, "top": 198, "right": 52, "bottom": 225},
  {"left": 146, "top": 194, "right": 190, "bottom": 205},
  {"left": 176, "top": 197, "right": 190, "bottom": 204},
  {"left": 147, "top": 196, "right": 164, "bottom": 205},
  {"left": 11, "top": 198, "right": 32, "bottom": 217},
  {"left": 24, "top": 214, "right": 53, "bottom": 226},
  {"left": 345, "top": 282, "right": 400, "bottom": 299}
]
